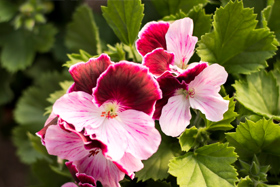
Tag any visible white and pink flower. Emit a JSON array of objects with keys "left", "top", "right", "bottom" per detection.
[
  {"left": 154, "top": 62, "right": 229, "bottom": 137},
  {"left": 52, "top": 55, "right": 162, "bottom": 162},
  {"left": 136, "top": 17, "right": 198, "bottom": 75}
]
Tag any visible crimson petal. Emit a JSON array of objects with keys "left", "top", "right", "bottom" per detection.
[
  {"left": 143, "top": 48, "right": 174, "bottom": 76},
  {"left": 69, "top": 54, "right": 113, "bottom": 94},
  {"left": 94, "top": 62, "right": 162, "bottom": 115},
  {"left": 136, "top": 21, "right": 169, "bottom": 56},
  {"left": 177, "top": 62, "right": 208, "bottom": 84}
]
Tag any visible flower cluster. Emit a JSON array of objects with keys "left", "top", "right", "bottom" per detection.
[
  {"left": 37, "top": 54, "right": 162, "bottom": 187},
  {"left": 37, "top": 17, "right": 229, "bottom": 186},
  {"left": 137, "top": 18, "right": 229, "bottom": 137}
]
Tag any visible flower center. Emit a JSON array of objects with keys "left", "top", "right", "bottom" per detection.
[
  {"left": 175, "top": 88, "right": 195, "bottom": 99},
  {"left": 100, "top": 102, "right": 119, "bottom": 119},
  {"left": 88, "top": 149, "right": 100, "bottom": 157},
  {"left": 176, "top": 59, "right": 189, "bottom": 69}
]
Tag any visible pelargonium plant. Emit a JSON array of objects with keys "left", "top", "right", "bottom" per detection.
[{"left": 10, "top": 0, "right": 280, "bottom": 187}]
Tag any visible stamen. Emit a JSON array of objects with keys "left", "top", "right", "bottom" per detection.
[
  {"left": 88, "top": 149, "right": 99, "bottom": 157},
  {"left": 188, "top": 88, "right": 195, "bottom": 98},
  {"left": 100, "top": 102, "right": 119, "bottom": 119}
]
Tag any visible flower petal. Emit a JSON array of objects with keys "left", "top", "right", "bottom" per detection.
[
  {"left": 189, "top": 64, "right": 228, "bottom": 94},
  {"left": 68, "top": 54, "right": 112, "bottom": 94},
  {"left": 44, "top": 125, "right": 88, "bottom": 161},
  {"left": 87, "top": 118, "right": 128, "bottom": 161},
  {"left": 53, "top": 91, "right": 104, "bottom": 132},
  {"left": 143, "top": 48, "right": 174, "bottom": 76},
  {"left": 114, "top": 152, "right": 143, "bottom": 179},
  {"left": 136, "top": 21, "right": 170, "bottom": 56},
  {"left": 166, "top": 18, "right": 198, "bottom": 68},
  {"left": 72, "top": 150, "right": 125, "bottom": 187},
  {"left": 118, "top": 109, "right": 161, "bottom": 160},
  {"left": 154, "top": 71, "right": 186, "bottom": 119},
  {"left": 93, "top": 62, "right": 162, "bottom": 115},
  {"left": 189, "top": 92, "right": 229, "bottom": 121},
  {"left": 36, "top": 112, "right": 58, "bottom": 144},
  {"left": 61, "top": 182, "right": 79, "bottom": 187},
  {"left": 177, "top": 62, "right": 208, "bottom": 84},
  {"left": 159, "top": 95, "right": 191, "bottom": 137},
  {"left": 66, "top": 162, "right": 96, "bottom": 187},
  {"left": 188, "top": 64, "right": 229, "bottom": 121}
]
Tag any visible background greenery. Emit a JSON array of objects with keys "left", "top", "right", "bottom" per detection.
[{"left": 0, "top": 0, "right": 280, "bottom": 186}]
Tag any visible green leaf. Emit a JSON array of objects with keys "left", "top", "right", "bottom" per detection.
[
  {"left": 169, "top": 143, "right": 238, "bottom": 187},
  {"left": 1, "top": 30, "right": 35, "bottom": 72},
  {"left": 197, "top": 0, "right": 278, "bottom": 74},
  {"left": 64, "top": 49, "right": 93, "bottom": 68},
  {"left": 104, "top": 43, "right": 126, "bottom": 62},
  {"left": 226, "top": 119, "right": 280, "bottom": 174},
  {"left": 31, "top": 159, "right": 70, "bottom": 187},
  {"left": 267, "top": 0, "right": 280, "bottom": 41},
  {"left": 233, "top": 70, "right": 280, "bottom": 120},
  {"left": 49, "top": 165, "right": 72, "bottom": 178},
  {"left": 101, "top": 0, "right": 144, "bottom": 46},
  {"left": 136, "top": 125, "right": 181, "bottom": 182},
  {"left": 34, "top": 24, "right": 57, "bottom": 53},
  {"left": 65, "top": 4, "right": 101, "bottom": 55},
  {"left": 151, "top": 0, "right": 208, "bottom": 17},
  {"left": 179, "top": 126, "right": 198, "bottom": 152},
  {"left": 0, "top": 68, "right": 13, "bottom": 105},
  {"left": 272, "top": 69, "right": 280, "bottom": 87},
  {"left": 1, "top": 24, "right": 57, "bottom": 72},
  {"left": 0, "top": 0, "right": 17, "bottom": 22},
  {"left": 187, "top": 4, "right": 212, "bottom": 40},
  {"left": 47, "top": 80, "right": 73, "bottom": 104},
  {"left": 14, "top": 71, "right": 71, "bottom": 132},
  {"left": 237, "top": 176, "right": 254, "bottom": 187},
  {"left": 205, "top": 96, "right": 238, "bottom": 131},
  {"left": 12, "top": 126, "right": 51, "bottom": 164}
]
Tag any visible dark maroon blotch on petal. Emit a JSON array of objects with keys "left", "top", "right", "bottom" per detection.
[
  {"left": 153, "top": 72, "right": 186, "bottom": 119},
  {"left": 143, "top": 48, "right": 174, "bottom": 76},
  {"left": 94, "top": 62, "right": 162, "bottom": 115},
  {"left": 177, "top": 63, "right": 208, "bottom": 84},
  {"left": 69, "top": 54, "right": 113, "bottom": 94},
  {"left": 136, "top": 21, "right": 170, "bottom": 56}
]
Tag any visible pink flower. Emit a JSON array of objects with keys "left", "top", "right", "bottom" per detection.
[
  {"left": 154, "top": 62, "right": 229, "bottom": 137},
  {"left": 44, "top": 122, "right": 142, "bottom": 187},
  {"left": 136, "top": 18, "right": 198, "bottom": 75},
  {"left": 52, "top": 54, "right": 162, "bottom": 163}
]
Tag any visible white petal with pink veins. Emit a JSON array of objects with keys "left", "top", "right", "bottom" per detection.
[
  {"left": 159, "top": 94, "right": 191, "bottom": 137},
  {"left": 88, "top": 118, "right": 128, "bottom": 161},
  {"left": 114, "top": 152, "right": 144, "bottom": 179},
  {"left": 166, "top": 18, "right": 198, "bottom": 68},
  {"left": 118, "top": 109, "right": 161, "bottom": 160},
  {"left": 45, "top": 125, "right": 88, "bottom": 161},
  {"left": 189, "top": 90, "right": 229, "bottom": 122},
  {"left": 53, "top": 91, "right": 104, "bottom": 132},
  {"left": 189, "top": 64, "right": 228, "bottom": 93},
  {"left": 188, "top": 64, "right": 229, "bottom": 121}
]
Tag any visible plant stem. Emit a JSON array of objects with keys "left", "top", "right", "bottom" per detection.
[{"left": 129, "top": 44, "right": 138, "bottom": 62}]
